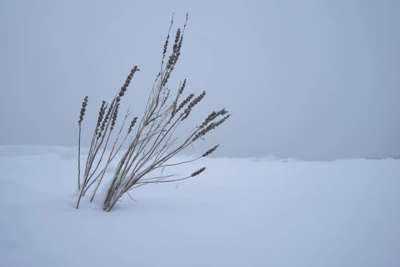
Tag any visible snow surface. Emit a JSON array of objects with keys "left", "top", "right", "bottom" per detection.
[{"left": 0, "top": 146, "right": 399, "bottom": 267}]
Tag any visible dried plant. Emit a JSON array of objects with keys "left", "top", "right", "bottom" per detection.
[{"left": 76, "top": 14, "right": 230, "bottom": 211}]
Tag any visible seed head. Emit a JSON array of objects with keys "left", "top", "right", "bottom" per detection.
[
  {"left": 193, "top": 114, "right": 230, "bottom": 142},
  {"left": 200, "top": 108, "right": 228, "bottom": 129},
  {"left": 128, "top": 117, "right": 138, "bottom": 134},
  {"left": 191, "top": 167, "right": 206, "bottom": 177},
  {"left": 96, "top": 101, "right": 107, "bottom": 138},
  {"left": 172, "top": 93, "right": 194, "bottom": 119},
  {"left": 111, "top": 103, "right": 120, "bottom": 130},
  {"left": 118, "top": 65, "right": 139, "bottom": 98},
  {"left": 202, "top": 145, "right": 219, "bottom": 157},
  {"left": 78, "top": 96, "right": 88, "bottom": 124},
  {"left": 181, "top": 91, "right": 206, "bottom": 121}
]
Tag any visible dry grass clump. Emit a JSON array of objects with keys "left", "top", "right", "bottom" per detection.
[{"left": 76, "top": 15, "right": 230, "bottom": 212}]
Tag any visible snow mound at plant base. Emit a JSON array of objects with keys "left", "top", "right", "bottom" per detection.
[{"left": 1, "top": 146, "right": 399, "bottom": 267}]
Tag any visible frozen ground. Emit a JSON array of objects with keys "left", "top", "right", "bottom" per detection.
[{"left": 0, "top": 145, "right": 399, "bottom": 267}]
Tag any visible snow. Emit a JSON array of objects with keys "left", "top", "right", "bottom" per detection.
[{"left": 1, "top": 145, "right": 399, "bottom": 267}]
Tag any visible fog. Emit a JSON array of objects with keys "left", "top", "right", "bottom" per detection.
[{"left": 1, "top": 0, "right": 399, "bottom": 160}]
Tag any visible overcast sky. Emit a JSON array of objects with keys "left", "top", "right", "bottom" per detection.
[{"left": 1, "top": 0, "right": 399, "bottom": 160}]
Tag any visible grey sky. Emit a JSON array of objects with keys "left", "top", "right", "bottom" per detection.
[{"left": 1, "top": 0, "right": 399, "bottom": 160}]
